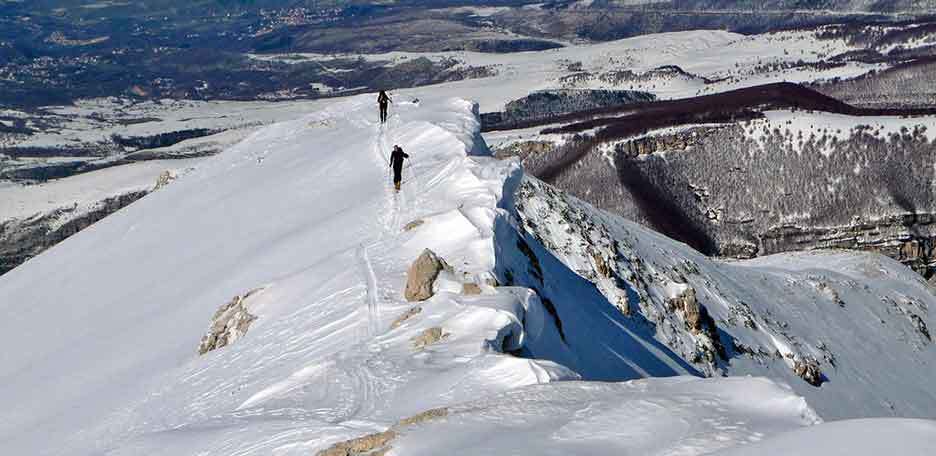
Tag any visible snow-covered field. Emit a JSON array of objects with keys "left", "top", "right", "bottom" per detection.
[
  {"left": 4, "top": 97, "right": 332, "bottom": 151},
  {"left": 254, "top": 28, "right": 883, "bottom": 110},
  {"left": 2, "top": 27, "right": 889, "bottom": 160},
  {"left": 743, "top": 109, "right": 936, "bottom": 157},
  {"left": 1, "top": 94, "right": 934, "bottom": 455},
  {"left": 0, "top": 158, "right": 197, "bottom": 222}
]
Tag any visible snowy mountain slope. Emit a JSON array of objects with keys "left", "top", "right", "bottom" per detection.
[
  {"left": 0, "top": 158, "right": 193, "bottom": 275},
  {"left": 712, "top": 418, "right": 936, "bottom": 456},
  {"left": 0, "top": 95, "right": 825, "bottom": 455},
  {"left": 0, "top": 95, "right": 555, "bottom": 453},
  {"left": 376, "top": 377, "right": 820, "bottom": 456},
  {"left": 509, "top": 176, "right": 936, "bottom": 419},
  {"left": 0, "top": 159, "right": 197, "bottom": 223}
]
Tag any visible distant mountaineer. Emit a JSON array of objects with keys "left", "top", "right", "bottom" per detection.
[{"left": 378, "top": 90, "right": 392, "bottom": 124}]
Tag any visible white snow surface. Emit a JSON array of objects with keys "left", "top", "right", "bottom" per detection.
[
  {"left": 713, "top": 418, "right": 936, "bottom": 456},
  {"left": 2, "top": 95, "right": 934, "bottom": 454},
  {"left": 1, "top": 95, "right": 563, "bottom": 454},
  {"left": 390, "top": 376, "right": 820, "bottom": 456}
]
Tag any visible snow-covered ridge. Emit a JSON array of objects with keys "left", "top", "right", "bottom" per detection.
[
  {"left": 0, "top": 95, "right": 573, "bottom": 454},
  {"left": 1, "top": 95, "right": 933, "bottom": 454}
]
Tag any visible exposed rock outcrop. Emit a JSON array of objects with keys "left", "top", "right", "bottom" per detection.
[
  {"left": 462, "top": 283, "right": 482, "bottom": 295},
  {"left": 0, "top": 190, "right": 148, "bottom": 276},
  {"left": 510, "top": 177, "right": 727, "bottom": 375},
  {"left": 404, "top": 249, "right": 449, "bottom": 302},
  {"left": 481, "top": 89, "right": 655, "bottom": 131},
  {"left": 793, "top": 357, "right": 825, "bottom": 387},
  {"left": 492, "top": 140, "right": 558, "bottom": 163},
  {"left": 198, "top": 289, "right": 263, "bottom": 355},
  {"left": 403, "top": 219, "right": 425, "bottom": 231},
  {"left": 763, "top": 220, "right": 936, "bottom": 279},
  {"left": 411, "top": 327, "right": 447, "bottom": 349},
  {"left": 153, "top": 170, "right": 176, "bottom": 190},
  {"left": 318, "top": 430, "right": 396, "bottom": 456},
  {"left": 667, "top": 285, "right": 726, "bottom": 363},
  {"left": 316, "top": 408, "right": 449, "bottom": 456},
  {"left": 614, "top": 127, "right": 715, "bottom": 159},
  {"left": 391, "top": 306, "right": 422, "bottom": 329}
]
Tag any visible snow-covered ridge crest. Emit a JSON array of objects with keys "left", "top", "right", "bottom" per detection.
[
  {"left": 0, "top": 95, "right": 580, "bottom": 454},
  {"left": 2, "top": 94, "right": 902, "bottom": 455}
]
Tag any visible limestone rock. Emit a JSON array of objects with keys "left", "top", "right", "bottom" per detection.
[
  {"left": 668, "top": 285, "right": 725, "bottom": 361},
  {"left": 317, "top": 430, "right": 396, "bottom": 456},
  {"left": 793, "top": 357, "right": 824, "bottom": 387},
  {"left": 462, "top": 283, "right": 482, "bottom": 295},
  {"left": 669, "top": 287, "right": 705, "bottom": 332},
  {"left": 405, "top": 249, "right": 448, "bottom": 302},
  {"left": 592, "top": 251, "right": 611, "bottom": 278},
  {"left": 153, "top": 170, "right": 176, "bottom": 190},
  {"left": 681, "top": 288, "right": 705, "bottom": 333},
  {"left": 316, "top": 407, "right": 449, "bottom": 456},
  {"left": 397, "top": 407, "right": 448, "bottom": 426},
  {"left": 391, "top": 306, "right": 422, "bottom": 329},
  {"left": 403, "top": 219, "right": 425, "bottom": 231},
  {"left": 412, "top": 327, "right": 446, "bottom": 349},
  {"left": 197, "top": 289, "right": 262, "bottom": 355}
]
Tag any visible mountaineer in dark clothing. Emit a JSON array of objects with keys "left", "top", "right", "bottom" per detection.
[
  {"left": 389, "top": 144, "right": 409, "bottom": 191},
  {"left": 378, "top": 90, "right": 392, "bottom": 124}
]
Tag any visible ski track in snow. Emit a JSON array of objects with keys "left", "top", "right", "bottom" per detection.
[{"left": 358, "top": 243, "right": 381, "bottom": 338}]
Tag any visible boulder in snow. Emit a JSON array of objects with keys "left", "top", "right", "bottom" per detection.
[
  {"left": 197, "top": 288, "right": 262, "bottom": 355},
  {"left": 412, "top": 327, "right": 447, "bottom": 349},
  {"left": 153, "top": 170, "right": 176, "bottom": 191},
  {"left": 391, "top": 306, "right": 422, "bottom": 329},
  {"left": 316, "top": 407, "right": 448, "bottom": 456},
  {"left": 667, "top": 284, "right": 725, "bottom": 361},
  {"left": 317, "top": 429, "right": 396, "bottom": 456},
  {"left": 405, "top": 249, "right": 449, "bottom": 302},
  {"left": 404, "top": 219, "right": 425, "bottom": 231},
  {"left": 794, "top": 357, "right": 825, "bottom": 387},
  {"left": 462, "top": 283, "right": 482, "bottom": 295}
]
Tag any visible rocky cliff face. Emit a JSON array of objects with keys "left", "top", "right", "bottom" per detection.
[
  {"left": 481, "top": 89, "right": 655, "bottom": 131},
  {"left": 0, "top": 190, "right": 148, "bottom": 275},
  {"left": 515, "top": 112, "right": 936, "bottom": 279},
  {"left": 504, "top": 175, "right": 936, "bottom": 419},
  {"left": 508, "top": 177, "right": 729, "bottom": 376}
]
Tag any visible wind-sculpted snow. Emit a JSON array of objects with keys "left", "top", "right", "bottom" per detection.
[
  {"left": 389, "top": 377, "right": 820, "bottom": 456},
  {"left": 712, "top": 418, "right": 936, "bottom": 456},
  {"left": 0, "top": 95, "right": 577, "bottom": 454},
  {"left": 2, "top": 95, "right": 930, "bottom": 454}
]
